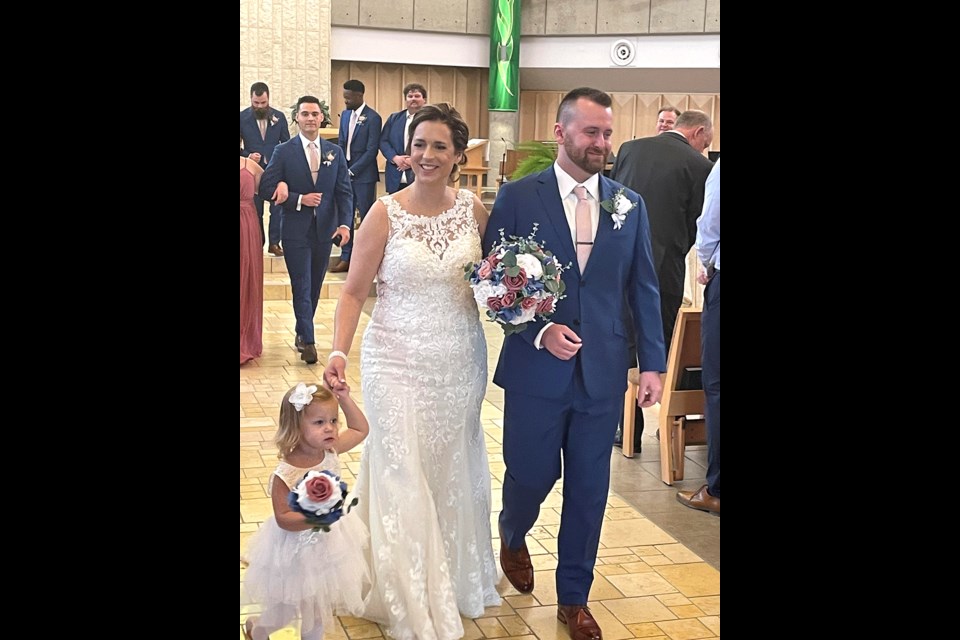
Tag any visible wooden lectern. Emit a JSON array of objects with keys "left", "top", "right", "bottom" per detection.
[{"left": 460, "top": 140, "right": 488, "bottom": 196}]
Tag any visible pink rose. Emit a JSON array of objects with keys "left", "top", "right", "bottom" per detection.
[
  {"left": 520, "top": 296, "right": 538, "bottom": 310},
  {"left": 503, "top": 272, "right": 528, "bottom": 292},
  {"left": 305, "top": 475, "right": 334, "bottom": 502},
  {"left": 487, "top": 297, "right": 505, "bottom": 312},
  {"left": 501, "top": 291, "right": 517, "bottom": 308},
  {"left": 536, "top": 296, "right": 556, "bottom": 314},
  {"left": 477, "top": 260, "right": 493, "bottom": 279}
]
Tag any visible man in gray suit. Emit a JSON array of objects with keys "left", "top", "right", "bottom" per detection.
[{"left": 610, "top": 110, "right": 714, "bottom": 351}]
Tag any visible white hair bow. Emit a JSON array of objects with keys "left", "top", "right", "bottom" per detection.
[{"left": 288, "top": 382, "right": 318, "bottom": 411}]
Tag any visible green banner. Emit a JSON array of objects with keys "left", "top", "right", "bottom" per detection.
[{"left": 489, "top": 0, "right": 520, "bottom": 111}]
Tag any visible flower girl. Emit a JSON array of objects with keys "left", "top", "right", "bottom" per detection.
[{"left": 242, "top": 381, "right": 370, "bottom": 640}]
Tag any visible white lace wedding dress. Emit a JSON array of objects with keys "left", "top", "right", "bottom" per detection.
[{"left": 355, "top": 189, "right": 501, "bottom": 639}]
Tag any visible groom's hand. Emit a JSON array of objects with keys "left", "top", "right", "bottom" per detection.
[
  {"left": 636, "top": 371, "right": 663, "bottom": 407},
  {"left": 541, "top": 324, "right": 582, "bottom": 360}
]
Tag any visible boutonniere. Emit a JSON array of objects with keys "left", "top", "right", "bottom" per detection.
[
  {"left": 322, "top": 151, "right": 335, "bottom": 166},
  {"left": 600, "top": 187, "right": 638, "bottom": 230},
  {"left": 270, "top": 114, "right": 279, "bottom": 126},
  {"left": 356, "top": 114, "right": 367, "bottom": 126}
]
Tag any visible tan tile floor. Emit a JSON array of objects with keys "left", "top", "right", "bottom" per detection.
[{"left": 241, "top": 296, "right": 720, "bottom": 639}]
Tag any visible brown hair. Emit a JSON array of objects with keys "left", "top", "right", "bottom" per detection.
[{"left": 406, "top": 103, "right": 470, "bottom": 178}]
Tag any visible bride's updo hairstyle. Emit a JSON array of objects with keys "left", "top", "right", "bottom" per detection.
[{"left": 407, "top": 102, "right": 469, "bottom": 182}]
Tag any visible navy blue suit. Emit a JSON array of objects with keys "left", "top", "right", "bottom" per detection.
[
  {"left": 260, "top": 135, "right": 354, "bottom": 345},
  {"left": 485, "top": 167, "right": 665, "bottom": 604},
  {"left": 337, "top": 104, "right": 382, "bottom": 262},
  {"left": 380, "top": 110, "right": 414, "bottom": 194},
  {"left": 240, "top": 107, "right": 290, "bottom": 246}
]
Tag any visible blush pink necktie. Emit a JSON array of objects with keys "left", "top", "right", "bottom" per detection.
[
  {"left": 308, "top": 142, "right": 320, "bottom": 181},
  {"left": 258, "top": 118, "right": 267, "bottom": 140},
  {"left": 573, "top": 185, "right": 593, "bottom": 272}
]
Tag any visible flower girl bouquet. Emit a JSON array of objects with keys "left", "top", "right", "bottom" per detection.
[
  {"left": 287, "top": 469, "right": 358, "bottom": 532},
  {"left": 463, "top": 224, "right": 568, "bottom": 336}
]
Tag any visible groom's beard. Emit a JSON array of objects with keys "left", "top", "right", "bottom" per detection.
[{"left": 253, "top": 107, "right": 269, "bottom": 119}]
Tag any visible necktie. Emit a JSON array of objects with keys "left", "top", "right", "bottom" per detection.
[
  {"left": 346, "top": 111, "right": 358, "bottom": 162},
  {"left": 573, "top": 185, "right": 593, "bottom": 272},
  {"left": 308, "top": 142, "right": 320, "bottom": 181},
  {"left": 401, "top": 113, "right": 413, "bottom": 183},
  {"left": 258, "top": 118, "right": 267, "bottom": 140}
]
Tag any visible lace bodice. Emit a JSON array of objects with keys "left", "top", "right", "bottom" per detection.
[{"left": 372, "top": 189, "right": 482, "bottom": 333}]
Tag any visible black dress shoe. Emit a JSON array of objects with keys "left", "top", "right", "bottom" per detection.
[
  {"left": 295, "top": 335, "right": 305, "bottom": 352},
  {"left": 301, "top": 344, "right": 318, "bottom": 364}
]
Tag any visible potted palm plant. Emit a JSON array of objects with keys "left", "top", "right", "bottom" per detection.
[{"left": 509, "top": 140, "right": 558, "bottom": 181}]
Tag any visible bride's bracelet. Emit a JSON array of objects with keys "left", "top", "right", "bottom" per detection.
[{"left": 328, "top": 350, "right": 349, "bottom": 367}]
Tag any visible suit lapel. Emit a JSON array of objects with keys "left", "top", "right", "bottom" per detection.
[
  {"left": 536, "top": 168, "right": 577, "bottom": 274},
  {"left": 588, "top": 177, "right": 615, "bottom": 274}
]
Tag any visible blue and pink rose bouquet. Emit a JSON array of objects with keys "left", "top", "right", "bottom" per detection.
[
  {"left": 464, "top": 224, "right": 568, "bottom": 336},
  {"left": 287, "top": 469, "right": 358, "bottom": 532}
]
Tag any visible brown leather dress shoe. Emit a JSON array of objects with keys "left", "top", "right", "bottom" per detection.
[
  {"left": 301, "top": 344, "right": 318, "bottom": 364},
  {"left": 268, "top": 243, "right": 284, "bottom": 256},
  {"left": 557, "top": 605, "right": 602, "bottom": 640},
  {"left": 329, "top": 260, "right": 349, "bottom": 273},
  {"left": 499, "top": 524, "right": 534, "bottom": 593},
  {"left": 676, "top": 484, "right": 720, "bottom": 514}
]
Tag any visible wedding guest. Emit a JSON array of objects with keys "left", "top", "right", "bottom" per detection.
[
  {"left": 677, "top": 158, "right": 720, "bottom": 515},
  {"left": 379, "top": 83, "right": 426, "bottom": 193},
  {"left": 331, "top": 79, "right": 383, "bottom": 273},
  {"left": 610, "top": 109, "right": 714, "bottom": 351},
  {"left": 486, "top": 88, "right": 665, "bottom": 640},
  {"left": 240, "top": 152, "right": 264, "bottom": 364},
  {"left": 240, "top": 81, "right": 290, "bottom": 255},
  {"left": 260, "top": 96, "right": 353, "bottom": 365},
  {"left": 655, "top": 106, "right": 681, "bottom": 133},
  {"left": 242, "top": 382, "right": 370, "bottom": 640},
  {"left": 324, "top": 103, "right": 501, "bottom": 639}
]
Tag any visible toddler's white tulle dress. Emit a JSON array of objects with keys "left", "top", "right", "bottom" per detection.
[{"left": 242, "top": 452, "right": 369, "bottom": 633}]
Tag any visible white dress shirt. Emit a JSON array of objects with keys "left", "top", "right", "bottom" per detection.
[{"left": 534, "top": 163, "right": 601, "bottom": 349}]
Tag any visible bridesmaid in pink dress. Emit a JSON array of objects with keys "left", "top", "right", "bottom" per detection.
[{"left": 240, "top": 155, "right": 265, "bottom": 364}]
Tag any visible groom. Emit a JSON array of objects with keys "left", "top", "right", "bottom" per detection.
[
  {"left": 260, "top": 96, "right": 353, "bottom": 365},
  {"left": 485, "top": 88, "right": 665, "bottom": 640}
]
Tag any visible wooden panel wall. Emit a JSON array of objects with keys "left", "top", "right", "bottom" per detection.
[
  {"left": 331, "top": 60, "right": 489, "bottom": 141},
  {"left": 518, "top": 91, "right": 720, "bottom": 154}
]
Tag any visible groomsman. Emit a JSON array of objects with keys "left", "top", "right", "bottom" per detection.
[
  {"left": 331, "top": 79, "right": 382, "bottom": 273},
  {"left": 240, "top": 81, "right": 290, "bottom": 255},
  {"left": 380, "top": 83, "right": 426, "bottom": 194},
  {"left": 260, "top": 96, "right": 353, "bottom": 365}
]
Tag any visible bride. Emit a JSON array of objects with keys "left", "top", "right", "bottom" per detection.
[{"left": 323, "top": 103, "right": 501, "bottom": 639}]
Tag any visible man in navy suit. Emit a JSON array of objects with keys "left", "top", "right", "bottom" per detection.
[
  {"left": 331, "top": 79, "right": 382, "bottom": 273},
  {"left": 485, "top": 88, "right": 665, "bottom": 640},
  {"left": 260, "top": 96, "right": 353, "bottom": 365},
  {"left": 240, "top": 82, "right": 290, "bottom": 256},
  {"left": 379, "top": 83, "right": 426, "bottom": 194}
]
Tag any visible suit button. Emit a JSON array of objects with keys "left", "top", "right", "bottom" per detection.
[
  {"left": 581, "top": 280, "right": 586, "bottom": 286},
  {"left": 573, "top": 319, "right": 581, "bottom": 326}
]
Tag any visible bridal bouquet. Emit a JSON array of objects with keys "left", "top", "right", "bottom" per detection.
[
  {"left": 287, "top": 469, "right": 358, "bottom": 532},
  {"left": 463, "top": 224, "right": 568, "bottom": 336}
]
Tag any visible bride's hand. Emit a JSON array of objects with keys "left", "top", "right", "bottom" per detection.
[{"left": 323, "top": 357, "right": 346, "bottom": 390}]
